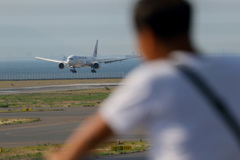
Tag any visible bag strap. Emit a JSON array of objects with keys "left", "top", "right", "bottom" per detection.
[{"left": 176, "top": 65, "right": 240, "bottom": 146}]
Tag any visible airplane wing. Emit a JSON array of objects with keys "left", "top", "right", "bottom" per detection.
[
  {"left": 98, "top": 56, "right": 139, "bottom": 64},
  {"left": 35, "top": 57, "right": 67, "bottom": 63}
]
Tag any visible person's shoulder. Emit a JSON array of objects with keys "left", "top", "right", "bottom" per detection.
[
  {"left": 202, "top": 53, "right": 240, "bottom": 62},
  {"left": 124, "top": 59, "right": 178, "bottom": 86},
  {"left": 200, "top": 53, "right": 240, "bottom": 69}
]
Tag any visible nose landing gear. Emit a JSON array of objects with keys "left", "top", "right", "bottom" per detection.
[{"left": 70, "top": 67, "right": 77, "bottom": 73}]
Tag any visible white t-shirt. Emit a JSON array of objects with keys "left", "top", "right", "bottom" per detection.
[{"left": 99, "top": 51, "right": 240, "bottom": 160}]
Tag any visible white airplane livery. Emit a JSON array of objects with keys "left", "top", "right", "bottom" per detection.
[{"left": 36, "top": 40, "right": 137, "bottom": 73}]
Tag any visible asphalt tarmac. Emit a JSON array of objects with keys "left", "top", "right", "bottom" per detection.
[
  {"left": 0, "top": 83, "right": 119, "bottom": 95},
  {"left": 0, "top": 107, "right": 147, "bottom": 148}
]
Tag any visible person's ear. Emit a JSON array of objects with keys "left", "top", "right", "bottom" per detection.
[{"left": 137, "top": 28, "right": 163, "bottom": 60}]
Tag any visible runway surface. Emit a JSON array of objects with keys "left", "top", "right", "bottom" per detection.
[
  {"left": 0, "top": 83, "right": 119, "bottom": 95},
  {"left": 0, "top": 107, "right": 147, "bottom": 148}
]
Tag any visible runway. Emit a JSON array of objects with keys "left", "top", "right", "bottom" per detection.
[
  {"left": 0, "top": 83, "right": 119, "bottom": 95},
  {"left": 0, "top": 107, "right": 147, "bottom": 148}
]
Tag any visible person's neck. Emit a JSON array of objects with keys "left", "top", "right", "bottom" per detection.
[{"left": 158, "top": 35, "right": 196, "bottom": 58}]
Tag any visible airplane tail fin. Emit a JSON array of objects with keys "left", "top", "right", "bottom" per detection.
[{"left": 93, "top": 40, "right": 98, "bottom": 58}]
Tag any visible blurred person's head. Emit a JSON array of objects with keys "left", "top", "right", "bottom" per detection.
[{"left": 134, "top": 0, "right": 195, "bottom": 60}]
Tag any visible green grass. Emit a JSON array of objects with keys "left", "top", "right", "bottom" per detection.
[
  {"left": 90, "top": 141, "right": 150, "bottom": 158},
  {"left": 0, "top": 141, "right": 150, "bottom": 160},
  {"left": 0, "top": 88, "right": 114, "bottom": 108},
  {"left": 0, "top": 118, "right": 40, "bottom": 125},
  {"left": 0, "top": 144, "right": 61, "bottom": 160}
]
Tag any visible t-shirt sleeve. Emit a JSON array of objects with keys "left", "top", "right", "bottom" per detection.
[{"left": 98, "top": 70, "right": 155, "bottom": 134}]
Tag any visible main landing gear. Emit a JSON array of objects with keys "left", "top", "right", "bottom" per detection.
[
  {"left": 91, "top": 69, "right": 96, "bottom": 73},
  {"left": 70, "top": 67, "right": 77, "bottom": 73}
]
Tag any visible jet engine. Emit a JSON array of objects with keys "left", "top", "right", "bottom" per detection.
[
  {"left": 58, "top": 63, "right": 66, "bottom": 70},
  {"left": 92, "top": 63, "right": 101, "bottom": 69}
]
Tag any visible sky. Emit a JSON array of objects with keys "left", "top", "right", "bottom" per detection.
[{"left": 0, "top": 0, "right": 240, "bottom": 59}]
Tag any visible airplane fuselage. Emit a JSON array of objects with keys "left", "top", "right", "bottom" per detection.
[{"left": 67, "top": 55, "right": 96, "bottom": 68}]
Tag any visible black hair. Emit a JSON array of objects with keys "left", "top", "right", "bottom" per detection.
[{"left": 134, "top": 0, "right": 192, "bottom": 40}]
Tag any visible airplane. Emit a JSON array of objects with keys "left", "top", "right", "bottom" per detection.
[{"left": 35, "top": 40, "right": 138, "bottom": 73}]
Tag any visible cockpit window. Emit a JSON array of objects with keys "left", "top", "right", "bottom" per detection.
[{"left": 69, "top": 58, "right": 73, "bottom": 60}]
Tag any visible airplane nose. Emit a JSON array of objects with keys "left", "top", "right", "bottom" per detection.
[{"left": 67, "top": 59, "right": 72, "bottom": 65}]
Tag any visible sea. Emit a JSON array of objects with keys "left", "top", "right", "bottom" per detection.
[{"left": 0, "top": 58, "right": 141, "bottom": 80}]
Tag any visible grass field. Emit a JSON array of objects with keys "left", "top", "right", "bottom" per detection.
[
  {"left": 0, "top": 87, "right": 114, "bottom": 108},
  {"left": 0, "top": 141, "right": 150, "bottom": 160},
  {"left": 0, "top": 118, "right": 40, "bottom": 125},
  {"left": 0, "top": 79, "right": 121, "bottom": 89}
]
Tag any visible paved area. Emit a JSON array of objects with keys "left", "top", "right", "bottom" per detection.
[
  {"left": 0, "top": 107, "right": 147, "bottom": 148},
  {"left": 0, "top": 83, "right": 119, "bottom": 95}
]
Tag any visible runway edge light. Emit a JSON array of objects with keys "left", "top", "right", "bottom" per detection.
[{"left": 23, "top": 108, "right": 33, "bottom": 112}]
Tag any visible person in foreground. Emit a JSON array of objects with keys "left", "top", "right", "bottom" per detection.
[{"left": 48, "top": 0, "right": 240, "bottom": 159}]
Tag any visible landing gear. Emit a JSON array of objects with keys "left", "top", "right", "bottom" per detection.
[
  {"left": 70, "top": 67, "right": 77, "bottom": 73},
  {"left": 91, "top": 69, "right": 96, "bottom": 73}
]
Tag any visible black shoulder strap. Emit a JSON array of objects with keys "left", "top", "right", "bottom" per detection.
[{"left": 176, "top": 65, "right": 240, "bottom": 147}]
